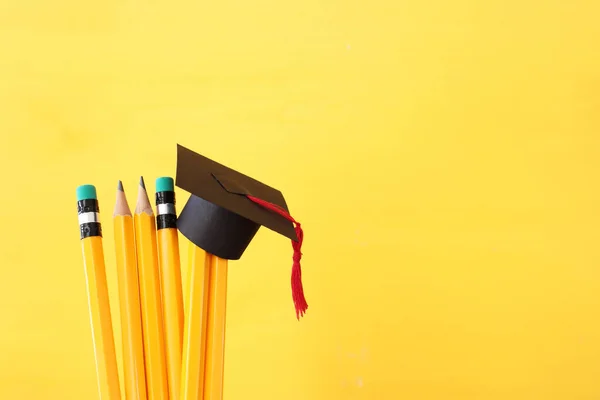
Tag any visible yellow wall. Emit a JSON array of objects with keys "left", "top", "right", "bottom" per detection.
[{"left": 1, "top": 0, "right": 599, "bottom": 399}]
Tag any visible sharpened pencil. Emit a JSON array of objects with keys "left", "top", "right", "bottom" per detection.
[
  {"left": 134, "top": 177, "right": 169, "bottom": 400},
  {"left": 113, "top": 181, "right": 147, "bottom": 400}
]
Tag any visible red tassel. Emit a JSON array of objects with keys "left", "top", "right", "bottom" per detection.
[{"left": 246, "top": 195, "right": 308, "bottom": 319}]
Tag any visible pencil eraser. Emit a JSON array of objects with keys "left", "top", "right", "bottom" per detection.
[
  {"left": 76, "top": 184, "right": 97, "bottom": 201},
  {"left": 156, "top": 177, "right": 174, "bottom": 193}
]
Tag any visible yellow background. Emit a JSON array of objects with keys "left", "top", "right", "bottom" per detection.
[{"left": 0, "top": 0, "right": 599, "bottom": 399}]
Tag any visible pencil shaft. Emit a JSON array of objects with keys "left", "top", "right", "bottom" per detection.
[
  {"left": 180, "top": 244, "right": 212, "bottom": 400},
  {"left": 82, "top": 236, "right": 122, "bottom": 400},
  {"left": 203, "top": 255, "right": 229, "bottom": 400},
  {"left": 183, "top": 243, "right": 193, "bottom": 318},
  {"left": 135, "top": 211, "right": 169, "bottom": 400},
  {"left": 157, "top": 228, "right": 184, "bottom": 399},
  {"left": 114, "top": 214, "right": 147, "bottom": 400}
]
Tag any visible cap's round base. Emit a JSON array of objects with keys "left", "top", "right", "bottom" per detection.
[{"left": 178, "top": 194, "right": 260, "bottom": 260}]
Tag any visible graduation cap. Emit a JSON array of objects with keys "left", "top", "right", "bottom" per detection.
[{"left": 175, "top": 144, "right": 308, "bottom": 319}]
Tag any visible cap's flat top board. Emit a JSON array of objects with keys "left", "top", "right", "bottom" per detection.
[{"left": 175, "top": 144, "right": 297, "bottom": 241}]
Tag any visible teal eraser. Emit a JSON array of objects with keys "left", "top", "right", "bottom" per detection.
[
  {"left": 156, "top": 177, "right": 174, "bottom": 193},
  {"left": 76, "top": 184, "right": 97, "bottom": 201}
]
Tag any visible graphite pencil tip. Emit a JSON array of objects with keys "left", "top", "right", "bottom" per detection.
[
  {"left": 135, "top": 177, "right": 153, "bottom": 215},
  {"left": 114, "top": 182, "right": 132, "bottom": 217}
]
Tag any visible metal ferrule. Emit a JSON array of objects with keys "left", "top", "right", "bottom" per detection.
[
  {"left": 156, "top": 214, "right": 177, "bottom": 230},
  {"left": 77, "top": 199, "right": 99, "bottom": 214},
  {"left": 78, "top": 212, "right": 100, "bottom": 225},
  {"left": 157, "top": 203, "right": 176, "bottom": 216},
  {"left": 80, "top": 222, "right": 102, "bottom": 239}
]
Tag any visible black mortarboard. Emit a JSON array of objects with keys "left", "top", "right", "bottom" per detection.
[{"left": 175, "top": 144, "right": 308, "bottom": 319}]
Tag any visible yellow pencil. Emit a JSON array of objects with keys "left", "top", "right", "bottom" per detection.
[
  {"left": 155, "top": 177, "right": 184, "bottom": 399},
  {"left": 180, "top": 243, "right": 212, "bottom": 400},
  {"left": 113, "top": 181, "right": 147, "bottom": 400},
  {"left": 76, "top": 184, "right": 122, "bottom": 400},
  {"left": 183, "top": 241, "right": 193, "bottom": 317},
  {"left": 134, "top": 177, "right": 169, "bottom": 400},
  {"left": 203, "top": 255, "right": 229, "bottom": 400}
]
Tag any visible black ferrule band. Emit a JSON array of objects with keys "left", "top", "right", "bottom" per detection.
[
  {"left": 80, "top": 222, "right": 102, "bottom": 239},
  {"left": 157, "top": 214, "right": 177, "bottom": 230},
  {"left": 156, "top": 191, "right": 176, "bottom": 205},
  {"left": 77, "top": 199, "right": 99, "bottom": 214}
]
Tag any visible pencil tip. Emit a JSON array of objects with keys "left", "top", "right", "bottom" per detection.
[
  {"left": 139, "top": 176, "right": 145, "bottom": 189},
  {"left": 117, "top": 180, "right": 124, "bottom": 191}
]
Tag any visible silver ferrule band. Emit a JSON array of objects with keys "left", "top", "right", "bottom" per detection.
[
  {"left": 157, "top": 203, "right": 176, "bottom": 215},
  {"left": 79, "top": 212, "right": 100, "bottom": 225}
]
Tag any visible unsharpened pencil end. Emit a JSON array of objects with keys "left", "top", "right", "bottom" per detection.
[
  {"left": 139, "top": 176, "right": 146, "bottom": 189},
  {"left": 117, "top": 180, "right": 124, "bottom": 191}
]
